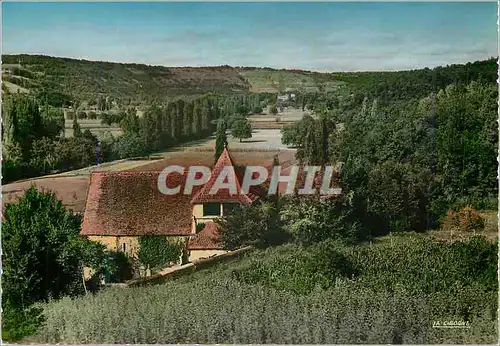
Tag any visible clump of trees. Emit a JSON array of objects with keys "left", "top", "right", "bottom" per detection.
[
  {"left": 2, "top": 187, "right": 126, "bottom": 341},
  {"left": 2, "top": 92, "right": 266, "bottom": 183}
]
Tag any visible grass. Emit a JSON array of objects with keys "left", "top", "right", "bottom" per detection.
[
  {"left": 29, "top": 233, "right": 497, "bottom": 344},
  {"left": 239, "top": 68, "right": 346, "bottom": 94}
]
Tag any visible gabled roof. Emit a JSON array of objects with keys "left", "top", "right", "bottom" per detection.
[
  {"left": 190, "top": 147, "right": 254, "bottom": 205},
  {"left": 81, "top": 171, "right": 200, "bottom": 236}
]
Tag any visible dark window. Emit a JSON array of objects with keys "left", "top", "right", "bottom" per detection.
[
  {"left": 203, "top": 203, "right": 221, "bottom": 216},
  {"left": 223, "top": 203, "right": 236, "bottom": 215},
  {"left": 123, "top": 243, "right": 126, "bottom": 252}
]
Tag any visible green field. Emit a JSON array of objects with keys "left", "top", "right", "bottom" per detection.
[
  {"left": 238, "top": 68, "right": 346, "bottom": 93},
  {"left": 29, "top": 232, "right": 497, "bottom": 344}
]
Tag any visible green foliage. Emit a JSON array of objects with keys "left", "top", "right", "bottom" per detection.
[
  {"left": 1, "top": 187, "right": 106, "bottom": 340},
  {"left": 2, "top": 304, "right": 45, "bottom": 342},
  {"left": 2, "top": 187, "right": 100, "bottom": 306},
  {"left": 77, "top": 111, "right": 87, "bottom": 119},
  {"left": 113, "top": 133, "right": 148, "bottom": 159},
  {"left": 55, "top": 137, "right": 96, "bottom": 171},
  {"left": 214, "top": 119, "right": 228, "bottom": 162},
  {"left": 280, "top": 197, "right": 362, "bottom": 245},
  {"left": 35, "top": 88, "right": 73, "bottom": 108},
  {"left": 29, "top": 137, "right": 59, "bottom": 174},
  {"left": 289, "top": 78, "right": 497, "bottom": 235},
  {"left": 216, "top": 201, "right": 287, "bottom": 250},
  {"left": 72, "top": 117, "right": 82, "bottom": 137},
  {"left": 40, "top": 105, "right": 65, "bottom": 138},
  {"left": 195, "top": 222, "right": 206, "bottom": 233},
  {"left": 435, "top": 82, "right": 497, "bottom": 208},
  {"left": 2, "top": 93, "right": 43, "bottom": 160},
  {"left": 137, "top": 236, "right": 183, "bottom": 269},
  {"left": 3, "top": 54, "right": 251, "bottom": 105},
  {"left": 31, "top": 236, "right": 497, "bottom": 344},
  {"left": 252, "top": 105, "right": 263, "bottom": 114},
  {"left": 100, "top": 111, "right": 125, "bottom": 126},
  {"left": 230, "top": 117, "right": 252, "bottom": 142},
  {"left": 103, "top": 251, "right": 134, "bottom": 283},
  {"left": 269, "top": 104, "right": 278, "bottom": 115},
  {"left": 366, "top": 161, "right": 431, "bottom": 234},
  {"left": 233, "top": 244, "right": 357, "bottom": 295}
]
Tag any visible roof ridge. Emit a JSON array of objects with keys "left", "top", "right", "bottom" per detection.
[{"left": 190, "top": 147, "right": 252, "bottom": 205}]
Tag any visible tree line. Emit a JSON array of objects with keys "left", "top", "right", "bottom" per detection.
[
  {"left": 1, "top": 91, "right": 264, "bottom": 183},
  {"left": 218, "top": 58, "right": 497, "bottom": 248},
  {"left": 279, "top": 80, "right": 497, "bottom": 239}
]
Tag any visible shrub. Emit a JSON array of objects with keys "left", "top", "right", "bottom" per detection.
[
  {"left": 137, "top": 236, "right": 183, "bottom": 269},
  {"left": 77, "top": 111, "right": 87, "bottom": 119},
  {"left": 2, "top": 304, "right": 44, "bottom": 342},
  {"left": 195, "top": 222, "right": 206, "bottom": 233},
  {"left": 88, "top": 111, "right": 97, "bottom": 119},
  {"left": 269, "top": 105, "right": 278, "bottom": 115},
  {"left": 103, "top": 251, "right": 134, "bottom": 283},
  {"left": 458, "top": 206, "right": 485, "bottom": 233},
  {"left": 279, "top": 197, "right": 361, "bottom": 245},
  {"left": 216, "top": 201, "right": 287, "bottom": 250},
  {"left": 441, "top": 205, "right": 485, "bottom": 234},
  {"left": 252, "top": 106, "right": 263, "bottom": 114}
]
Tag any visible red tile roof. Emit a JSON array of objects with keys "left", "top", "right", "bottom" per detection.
[
  {"left": 190, "top": 147, "right": 255, "bottom": 205},
  {"left": 81, "top": 171, "right": 200, "bottom": 236},
  {"left": 80, "top": 148, "right": 340, "bottom": 244},
  {"left": 187, "top": 221, "right": 222, "bottom": 250}
]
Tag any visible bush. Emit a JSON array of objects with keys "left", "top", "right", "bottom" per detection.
[
  {"left": 88, "top": 111, "right": 97, "bottom": 119},
  {"left": 137, "top": 236, "right": 183, "bottom": 269},
  {"left": 441, "top": 205, "right": 485, "bottom": 234},
  {"left": 252, "top": 106, "right": 263, "bottom": 114},
  {"left": 113, "top": 133, "right": 148, "bottom": 159},
  {"left": 216, "top": 201, "right": 287, "bottom": 250},
  {"left": 269, "top": 105, "right": 278, "bottom": 115},
  {"left": 33, "top": 247, "right": 497, "bottom": 344},
  {"left": 77, "top": 111, "right": 87, "bottom": 119},
  {"left": 233, "top": 243, "right": 358, "bottom": 295},
  {"left": 2, "top": 304, "right": 44, "bottom": 342},
  {"left": 279, "top": 197, "right": 362, "bottom": 245},
  {"left": 103, "top": 251, "right": 134, "bottom": 283}
]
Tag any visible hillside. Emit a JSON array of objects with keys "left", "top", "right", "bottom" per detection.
[
  {"left": 30, "top": 233, "right": 497, "bottom": 344},
  {"left": 2, "top": 55, "right": 251, "bottom": 106},
  {"left": 237, "top": 67, "right": 346, "bottom": 93},
  {"left": 2, "top": 54, "right": 496, "bottom": 108}
]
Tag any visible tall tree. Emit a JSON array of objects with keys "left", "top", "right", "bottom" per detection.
[
  {"left": 214, "top": 119, "right": 228, "bottom": 162},
  {"left": 192, "top": 99, "right": 202, "bottom": 138},
  {"left": 72, "top": 117, "right": 82, "bottom": 138},
  {"left": 183, "top": 101, "right": 193, "bottom": 139}
]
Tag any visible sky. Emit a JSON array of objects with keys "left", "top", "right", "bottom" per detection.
[{"left": 2, "top": 2, "right": 498, "bottom": 72}]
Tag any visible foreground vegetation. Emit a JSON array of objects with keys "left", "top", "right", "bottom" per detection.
[{"left": 31, "top": 235, "right": 497, "bottom": 344}]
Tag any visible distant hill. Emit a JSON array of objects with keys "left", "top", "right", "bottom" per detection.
[
  {"left": 2, "top": 55, "right": 251, "bottom": 107},
  {"left": 2, "top": 54, "right": 496, "bottom": 108}
]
